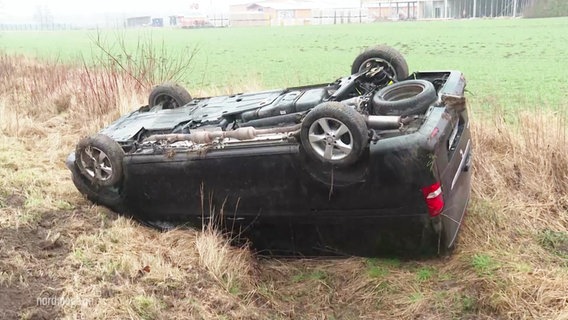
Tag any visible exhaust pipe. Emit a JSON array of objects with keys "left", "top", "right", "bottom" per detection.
[
  {"left": 366, "top": 115, "right": 401, "bottom": 129},
  {"left": 147, "top": 115, "right": 409, "bottom": 144},
  {"left": 145, "top": 124, "right": 301, "bottom": 144}
]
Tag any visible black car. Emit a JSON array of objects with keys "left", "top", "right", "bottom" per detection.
[{"left": 67, "top": 45, "right": 472, "bottom": 257}]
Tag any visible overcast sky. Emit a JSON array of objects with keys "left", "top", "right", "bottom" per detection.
[
  {"left": 0, "top": 0, "right": 360, "bottom": 24},
  {"left": 1, "top": 0, "right": 247, "bottom": 18}
]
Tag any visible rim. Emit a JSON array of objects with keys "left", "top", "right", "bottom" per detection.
[
  {"left": 358, "top": 57, "right": 397, "bottom": 80},
  {"left": 308, "top": 117, "right": 354, "bottom": 161},
  {"left": 154, "top": 94, "right": 179, "bottom": 109},
  {"left": 79, "top": 146, "right": 113, "bottom": 182}
]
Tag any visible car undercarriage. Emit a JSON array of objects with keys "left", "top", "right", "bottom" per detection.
[{"left": 67, "top": 45, "right": 472, "bottom": 257}]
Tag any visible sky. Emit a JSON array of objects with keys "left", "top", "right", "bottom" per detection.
[
  {"left": 0, "top": 0, "right": 244, "bottom": 19},
  {"left": 0, "top": 0, "right": 360, "bottom": 24}
]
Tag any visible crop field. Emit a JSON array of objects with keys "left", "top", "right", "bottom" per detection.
[
  {"left": 2, "top": 17, "right": 568, "bottom": 107},
  {"left": 1, "top": 17, "right": 568, "bottom": 319}
]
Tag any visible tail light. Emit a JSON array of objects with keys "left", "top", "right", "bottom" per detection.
[{"left": 421, "top": 182, "right": 444, "bottom": 217}]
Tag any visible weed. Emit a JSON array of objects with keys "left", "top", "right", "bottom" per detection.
[
  {"left": 367, "top": 265, "right": 389, "bottom": 278},
  {"left": 72, "top": 248, "right": 93, "bottom": 268},
  {"left": 130, "top": 295, "right": 164, "bottom": 320},
  {"left": 366, "top": 258, "right": 401, "bottom": 268},
  {"left": 365, "top": 258, "right": 401, "bottom": 278},
  {"left": 409, "top": 292, "right": 424, "bottom": 303},
  {"left": 89, "top": 30, "right": 198, "bottom": 90},
  {"left": 438, "top": 272, "right": 453, "bottom": 281},
  {"left": 293, "top": 269, "right": 328, "bottom": 282},
  {"left": 310, "top": 270, "right": 328, "bottom": 281},
  {"left": 102, "top": 260, "right": 121, "bottom": 279},
  {"left": 54, "top": 200, "right": 74, "bottom": 210},
  {"left": 16, "top": 210, "right": 43, "bottom": 226},
  {"left": 416, "top": 267, "right": 434, "bottom": 282},
  {"left": 460, "top": 294, "right": 476, "bottom": 312},
  {"left": 538, "top": 229, "right": 568, "bottom": 259},
  {"left": 471, "top": 254, "right": 499, "bottom": 276}
]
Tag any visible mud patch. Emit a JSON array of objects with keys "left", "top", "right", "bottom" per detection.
[
  {"left": 0, "top": 210, "right": 77, "bottom": 319},
  {"left": 0, "top": 192, "right": 26, "bottom": 209}
]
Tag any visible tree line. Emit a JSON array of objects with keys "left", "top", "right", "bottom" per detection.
[{"left": 525, "top": 0, "right": 568, "bottom": 17}]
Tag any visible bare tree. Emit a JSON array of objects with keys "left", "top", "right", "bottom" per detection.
[{"left": 34, "top": 4, "right": 54, "bottom": 27}]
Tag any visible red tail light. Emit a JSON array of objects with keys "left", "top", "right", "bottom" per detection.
[{"left": 421, "top": 182, "right": 444, "bottom": 217}]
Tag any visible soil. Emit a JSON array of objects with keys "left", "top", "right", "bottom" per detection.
[{"left": 0, "top": 206, "right": 106, "bottom": 319}]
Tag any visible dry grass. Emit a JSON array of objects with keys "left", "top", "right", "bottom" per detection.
[{"left": 1, "top": 54, "right": 567, "bottom": 319}]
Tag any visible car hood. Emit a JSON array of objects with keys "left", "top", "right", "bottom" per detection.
[{"left": 100, "top": 89, "right": 283, "bottom": 142}]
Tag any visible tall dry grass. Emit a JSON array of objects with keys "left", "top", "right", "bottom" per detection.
[
  {"left": 0, "top": 52, "right": 145, "bottom": 138},
  {"left": 0, "top": 52, "right": 567, "bottom": 319},
  {"left": 455, "top": 104, "right": 568, "bottom": 318},
  {"left": 0, "top": 52, "right": 268, "bottom": 319}
]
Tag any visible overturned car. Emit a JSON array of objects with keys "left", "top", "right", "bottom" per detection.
[{"left": 67, "top": 45, "right": 472, "bottom": 257}]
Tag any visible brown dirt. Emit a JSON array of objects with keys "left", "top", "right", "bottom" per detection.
[{"left": 0, "top": 210, "right": 70, "bottom": 319}]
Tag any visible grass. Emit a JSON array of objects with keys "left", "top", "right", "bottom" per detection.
[
  {"left": 471, "top": 254, "right": 499, "bottom": 276},
  {"left": 538, "top": 229, "right": 568, "bottom": 260},
  {"left": 365, "top": 258, "right": 402, "bottom": 278},
  {"left": 1, "top": 18, "right": 568, "bottom": 106},
  {"left": 1, "top": 17, "right": 568, "bottom": 319},
  {"left": 415, "top": 267, "right": 435, "bottom": 282},
  {"left": 130, "top": 295, "right": 165, "bottom": 320},
  {"left": 292, "top": 269, "right": 328, "bottom": 282}
]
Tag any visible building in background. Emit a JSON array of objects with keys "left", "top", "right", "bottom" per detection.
[
  {"left": 363, "top": 0, "right": 528, "bottom": 19},
  {"left": 365, "top": 1, "right": 419, "bottom": 20},
  {"left": 229, "top": 0, "right": 368, "bottom": 26},
  {"left": 126, "top": 16, "right": 151, "bottom": 27},
  {"left": 124, "top": 11, "right": 221, "bottom": 29},
  {"left": 178, "top": 12, "right": 214, "bottom": 28},
  {"left": 228, "top": 0, "right": 528, "bottom": 26},
  {"left": 0, "top": 0, "right": 535, "bottom": 31}
]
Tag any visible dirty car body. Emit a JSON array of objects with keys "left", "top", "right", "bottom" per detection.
[{"left": 67, "top": 47, "right": 472, "bottom": 257}]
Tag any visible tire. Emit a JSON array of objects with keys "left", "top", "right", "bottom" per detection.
[
  {"left": 372, "top": 79, "right": 437, "bottom": 116},
  {"left": 75, "top": 134, "right": 124, "bottom": 187},
  {"left": 148, "top": 83, "right": 192, "bottom": 108},
  {"left": 300, "top": 102, "right": 368, "bottom": 167},
  {"left": 351, "top": 45, "right": 409, "bottom": 81},
  {"left": 70, "top": 163, "right": 125, "bottom": 213}
]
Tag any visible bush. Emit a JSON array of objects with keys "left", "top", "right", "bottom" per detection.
[{"left": 525, "top": 0, "right": 568, "bottom": 18}]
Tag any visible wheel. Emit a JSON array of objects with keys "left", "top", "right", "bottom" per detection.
[
  {"left": 300, "top": 102, "right": 368, "bottom": 167},
  {"left": 70, "top": 163, "right": 125, "bottom": 213},
  {"left": 148, "top": 83, "right": 192, "bottom": 108},
  {"left": 372, "top": 79, "right": 437, "bottom": 116},
  {"left": 75, "top": 134, "right": 124, "bottom": 187},
  {"left": 351, "top": 45, "right": 409, "bottom": 81}
]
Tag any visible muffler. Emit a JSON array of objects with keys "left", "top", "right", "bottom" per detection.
[{"left": 366, "top": 115, "right": 401, "bottom": 129}]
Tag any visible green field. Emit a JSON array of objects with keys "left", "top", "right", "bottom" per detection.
[{"left": 2, "top": 17, "right": 568, "bottom": 107}]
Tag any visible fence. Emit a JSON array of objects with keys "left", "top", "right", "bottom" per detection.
[{"left": 311, "top": 9, "right": 370, "bottom": 24}]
